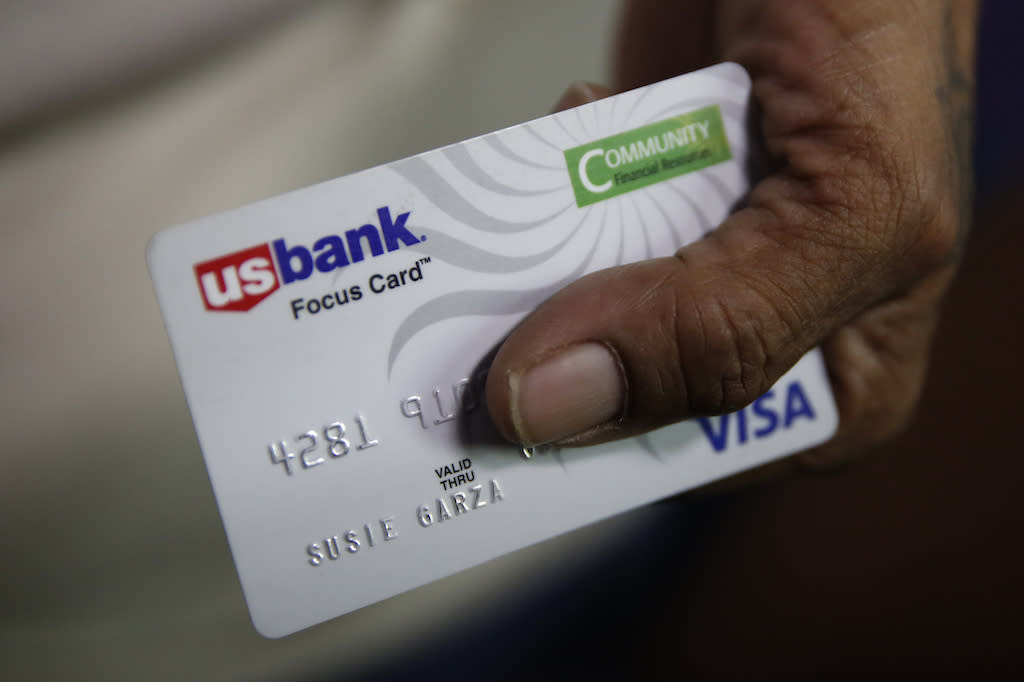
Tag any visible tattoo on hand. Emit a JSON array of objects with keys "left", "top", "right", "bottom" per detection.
[{"left": 936, "top": 1, "right": 977, "bottom": 258}]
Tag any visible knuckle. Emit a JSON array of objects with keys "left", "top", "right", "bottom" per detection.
[
  {"left": 909, "top": 192, "right": 960, "bottom": 273},
  {"left": 821, "top": 311, "right": 933, "bottom": 459},
  {"left": 860, "top": 369, "right": 920, "bottom": 443},
  {"left": 672, "top": 281, "right": 780, "bottom": 416},
  {"left": 795, "top": 130, "right": 959, "bottom": 288},
  {"left": 869, "top": 129, "right": 961, "bottom": 279},
  {"left": 860, "top": 122, "right": 962, "bottom": 277}
]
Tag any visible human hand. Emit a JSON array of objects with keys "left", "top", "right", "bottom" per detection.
[{"left": 485, "top": 0, "right": 978, "bottom": 469}]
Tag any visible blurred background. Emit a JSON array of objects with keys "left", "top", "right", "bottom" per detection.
[{"left": 1, "top": 1, "right": 1021, "bottom": 680}]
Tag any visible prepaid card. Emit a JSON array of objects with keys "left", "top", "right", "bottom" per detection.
[{"left": 148, "top": 63, "right": 837, "bottom": 638}]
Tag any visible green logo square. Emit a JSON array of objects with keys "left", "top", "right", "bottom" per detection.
[{"left": 564, "top": 105, "right": 732, "bottom": 207}]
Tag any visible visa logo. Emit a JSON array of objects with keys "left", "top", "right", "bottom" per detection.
[
  {"left": 698, "top": 380, "right": 816, "bottom": 453},
  {"left": 193, "top": 206, "right": 420, "bottom": 312}
]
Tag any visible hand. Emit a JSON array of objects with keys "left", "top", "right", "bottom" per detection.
[{"left": 485, "top": 0, "right": 978, "bottom": 469}]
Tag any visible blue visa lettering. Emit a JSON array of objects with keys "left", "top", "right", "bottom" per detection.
[{"left": 698, "top": 381, "right": 816, "bottom": 453}]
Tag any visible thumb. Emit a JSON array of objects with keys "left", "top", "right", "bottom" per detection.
[
  {"left": 482, "top": 223, "right": 797, "bottom": 447},
  {"left": 484, "top": 174, "right": 931, "bottom": 447},
  {"left": 485, "top": 217, "right": 829, "bottom": 447}
]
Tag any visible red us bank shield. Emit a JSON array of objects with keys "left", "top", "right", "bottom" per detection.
[{"left": 193, "top": 243, "right": 279, "bottom": 312}]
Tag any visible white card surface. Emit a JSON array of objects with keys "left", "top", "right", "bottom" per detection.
[{"left": 148, "top": 63, "right": 838, "bottom": 638}]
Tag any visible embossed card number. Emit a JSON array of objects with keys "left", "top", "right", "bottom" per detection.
[{"left": 268, "top": 414, "right": 380, "bottom": 476}]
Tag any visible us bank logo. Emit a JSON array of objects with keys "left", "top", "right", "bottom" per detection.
[
  {"left": 564, "top": 105, "right": 732, "bottom": 207},
  {"left": 193, "top": 206, "right": 420, "bottom": 312}
]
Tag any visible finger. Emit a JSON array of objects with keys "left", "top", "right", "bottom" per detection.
[
  {"left": 797, "top": 264, "right": 954, "bottom": 469},
  {"left": 550, "top": 81, "right": 612, "bottom": 113},
  {"left": 613, "top": 0, "right": 717, "bottom": 91}
]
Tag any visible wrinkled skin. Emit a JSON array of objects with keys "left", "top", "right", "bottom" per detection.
[{"left": 486, "top": 0, "right": 978, "bottom": 471}]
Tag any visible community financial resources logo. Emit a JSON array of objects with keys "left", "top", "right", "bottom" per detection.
[{"left": 563, "top": 105, "right": 732, "bottom": 207}]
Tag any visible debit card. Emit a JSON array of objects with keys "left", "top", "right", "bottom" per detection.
[{"left": 148, "top": 62, "right": 838, "bottom": 638}]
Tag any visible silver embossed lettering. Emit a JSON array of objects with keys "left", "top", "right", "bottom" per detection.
[
  {"left": 299, "top": 430, "right": 323, "bottom": 468},
  {"left": 401, "top": 396, "right": 427, "bottom": 429},
  {"left": 433, "top": 387, "right": 456, "bottom": 425},
  {"left": 490, "top": 479, "right": 505, "bottom": 502},
  {"left": 307, "top": 543, "right": 324, "bottom": 566},
  {"left": 363, "top": 523, "right": 375, "bottom": 548},
  {"left": 325, "top": 536, "right": 341, "bottom": 560},
  {"left": 470, "top": 483, "right": 486, "bottom": 509},
  {"left": 454, "top": 378, "right": 476, "bottom": 411},
  {"left": 436, "top": 497, "right": 452, "bottom": 522},
  {"left": 355, "top": 413, "right": 379, "bottom": 449}
]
